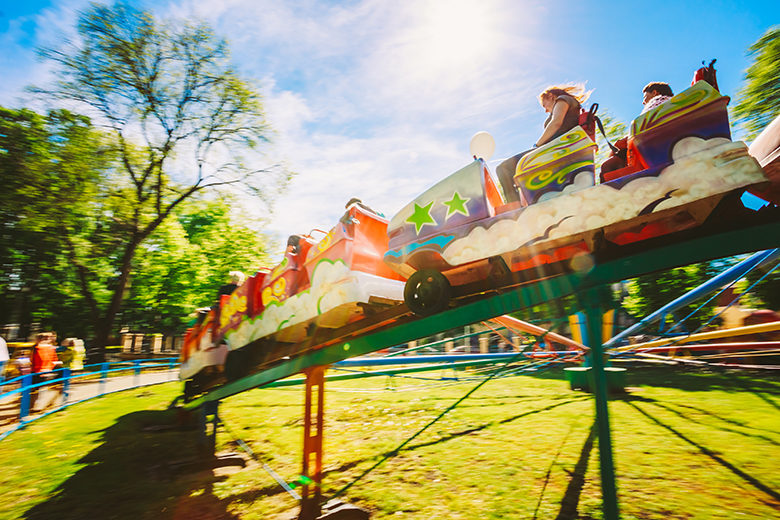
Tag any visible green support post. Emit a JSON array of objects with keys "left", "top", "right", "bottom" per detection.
[{"left": 580, "top": 286, "right": 620, "bottom": 520}]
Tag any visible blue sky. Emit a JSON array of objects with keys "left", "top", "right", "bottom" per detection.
[{"left": 0, "top": 0, "right": 776, "bottom": 251}]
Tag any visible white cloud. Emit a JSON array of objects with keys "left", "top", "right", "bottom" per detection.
[
  {"left": 171, "top": 0, "right": 552, "bottom": 254},
  {"left": 2, "top": 0, "right": 553, "bottom": 260}
]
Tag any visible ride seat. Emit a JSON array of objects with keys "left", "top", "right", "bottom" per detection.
[
  {"left": 513, "top": 126, "right": 597, "bottom": 205},
  {"left": 602, "top": 81, "right": 730, "bottom": 183},
  {"left": 578, "top": 103, "right": 599, "bottom": 141}
]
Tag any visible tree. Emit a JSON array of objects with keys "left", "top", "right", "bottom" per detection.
[
  {"left": 593, "top": 113, "right": 627, "bottom": 170},
  {"left": 733, "top": 27, "right": 780, "bottom": 140},
  {"left": 0, "top": 108, "right": 277, "bottom": 340},
  {"left": 34, "top": 2, "right": 288, "bottom": 358},
  {"left": 622, "top": 262, "right": 725, "bottom": 333},
  {"left": 0, "top": 107, "right": 117, "bottom": 339},
  {"left": 121, "top": 198, "right": 275, "bottom": 334},
  {"left": 744, "top": 261, "right": 780, "bottom": 311}
]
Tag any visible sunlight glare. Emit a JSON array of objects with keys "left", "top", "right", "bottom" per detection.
[{"left": 408, "top": 0, "right": 502, "bottom": 81}]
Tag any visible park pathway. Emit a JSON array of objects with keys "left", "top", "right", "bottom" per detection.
[{"left": 0, "top": 368, "right": 180, "bottom": 435}]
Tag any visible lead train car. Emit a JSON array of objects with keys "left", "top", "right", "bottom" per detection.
[
  {"left": 179, "top": 201, "right": 405, "bottom": 397},
  {"left": 384, "top": 80, "right": 770, "bottom": 315}
]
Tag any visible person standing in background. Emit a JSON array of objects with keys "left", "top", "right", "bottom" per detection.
[
  {"left": 0, "top": 335, "right": 8, "bottom": 384},
  {"left": 30, "top": 333, "right": 60, "bottom": 411}
]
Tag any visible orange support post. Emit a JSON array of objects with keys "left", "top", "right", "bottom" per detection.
[{"left": 299, "top": 365, "right": 327, "bottom": 520}]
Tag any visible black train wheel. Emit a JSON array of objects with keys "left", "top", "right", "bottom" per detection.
[{"left": 404, "top": 269, "right": 451, "bottom": 316}]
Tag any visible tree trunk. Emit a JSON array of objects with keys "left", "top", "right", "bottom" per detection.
[{"left": 91, "top": 238, "right": 140, "bottom": 362}]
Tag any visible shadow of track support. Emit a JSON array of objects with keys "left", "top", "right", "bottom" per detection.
[{"left": 578, "top": 286, "right": 620, "bottom": 520}]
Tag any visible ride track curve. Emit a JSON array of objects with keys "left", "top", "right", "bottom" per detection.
[
  {"left": 180, "top": 205, "right": 780, "bottom": 520},
  {"left": 184, "top": 204, "right": 780, "bottom": 410}
]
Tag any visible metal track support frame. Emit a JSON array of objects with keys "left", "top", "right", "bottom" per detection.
[
  {"left": 579, "top": 286, "right": 620, "bottom": 520},
  {"left": 299, "top": 365, "right": 327, "bottom": 520}
]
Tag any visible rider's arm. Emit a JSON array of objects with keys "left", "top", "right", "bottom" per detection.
[{"left": 535, "top": 99, "right": 568, "bottom": 147}]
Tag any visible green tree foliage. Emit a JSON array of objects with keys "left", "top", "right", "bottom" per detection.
[
  {"left": 733, "top": 26, "right": 780, "bottom": 140},
  {"left": 728, "top": 27, "right": 780, "bottom": 311},
  {"left": 744, "top": 261, "right": 780, "bottom": 311},
  {"left": 0, "top": 107, "right": 117, "bottom": 338},
  {"left": 594, "top": 113, "right": 627, "bottom": 169},
  {"left": 121, "top": 199, "right": 274, "bottom": 333},
  {"left": 31, "top": 2, "right": 288, "bottom": 355},
  {"left": 622, "top": 262, "right": 724, "bottom": 333},
  {"left": 0, "top": 106, "right": 276, "bottom": 340}
]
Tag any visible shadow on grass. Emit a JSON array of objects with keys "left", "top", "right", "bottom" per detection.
[
  {"left": 626, "top": 401, "right": 780, "bottom": 506},
  {"left": 531, "top": 365, "right": 780, "bottom": 395},
  {"left": 23, "top": 409, "right": 242, "bottom": 520},
  {"left": 730, "top": 376, "right": 780, "bottom": 412},
  {"left": 318, "top": 396, "right": 591, "bottom": 484},
  {"left": 555, "top": 422, "right": 596, "bottom": 520},
  {"left": 630, "top": 396, "right": 780, "bottom": 446},
  {"left": 532, "top": 418, "right": 578, "bottom": 520},
  {"left": 405, "top": 396, "right": 590, "bottom": 453}
]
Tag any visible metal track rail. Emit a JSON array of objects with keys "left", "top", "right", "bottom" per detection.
[{"left": 184, "top": 216, "right": 780, "bottom": 410}]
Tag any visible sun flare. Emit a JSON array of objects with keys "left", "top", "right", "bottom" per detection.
[{"left": 407, "top": 0, "right": 502, "bottom": 80}]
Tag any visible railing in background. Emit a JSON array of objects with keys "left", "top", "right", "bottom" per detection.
[{"left": 0, "top": 358, "right": 179, "bottom": 441}]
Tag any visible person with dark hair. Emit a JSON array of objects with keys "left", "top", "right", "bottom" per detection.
[
  {"left": 286, "top": 235, "right": 302, "bottom": 254},
  {"left": 497, "top": 84, "right": 590, "bottom": 203},
  {"left": 641, "top": 82, "right": 674, "bottom": 113},
  {"left": 600, "top": 82, "right": 675, "bottom": 178}
]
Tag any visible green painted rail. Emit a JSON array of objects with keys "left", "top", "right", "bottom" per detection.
[{"left": 184, "top": 217, "right": 780, "bottom": 410}]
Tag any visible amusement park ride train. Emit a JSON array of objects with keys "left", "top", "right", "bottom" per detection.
[{"left": 179, "top": 72, "right": 780, "bottom": 399}]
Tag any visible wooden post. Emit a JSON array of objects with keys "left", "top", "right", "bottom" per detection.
[
  {"left": 300, "top": 365, "right": 327, "bottom": 520},
  {"left": 479, "top": 334, "right": 489, "bottom": 353},
  {"left": 121, "top": 334, "right": 133, "bottom": 353},
  {"left": 173, "top": 335, "right": 183, "bottom": 353},
  {"left": 151, "top": 335, "right": 163, "bottom": 353},
  {"left": 132, "top": 334, "right": 144, "bottom": 353}
]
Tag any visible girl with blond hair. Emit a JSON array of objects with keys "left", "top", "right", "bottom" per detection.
[{"left": 497, "top": 83, "right": 590, "bottom": 203}]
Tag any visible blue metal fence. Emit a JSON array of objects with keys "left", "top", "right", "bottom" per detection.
[{"left": 0, "top": 358, "right": 179, "bottom": 441}]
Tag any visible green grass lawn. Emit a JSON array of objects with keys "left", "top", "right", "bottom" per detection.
[{"left": 0, "top": 366, "right": 778, "bottom": 519}]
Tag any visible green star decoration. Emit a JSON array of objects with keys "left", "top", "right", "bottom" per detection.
[
  {"left": 443, "top": 192, "right": 470, "bottom": 218},
  {"left": 406, "top": 201, "right": 436, "bottom": 234}
]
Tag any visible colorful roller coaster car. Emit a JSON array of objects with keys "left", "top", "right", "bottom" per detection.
[
  {"left": 384, "top": 80, "right": 769, "bottom": 316},
  {"left": 180, "top": 200, "right": 406, "bottom": 388},
  {"left": 179, "top": 269, "right": 269, "bottom": 390},
  {"left": 179, "top": 306, "right": 225, "bottom": 390}
]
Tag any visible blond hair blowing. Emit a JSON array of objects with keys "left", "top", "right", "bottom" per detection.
[
  {"left": 538, "top": 83, "right": 591, "bottom": 105},
  {"left": 229, "top": 271, "right": 246, "bottom": 286}
]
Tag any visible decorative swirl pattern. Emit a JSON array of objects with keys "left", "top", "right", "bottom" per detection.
[
  {"left": 270, "top": 257, "right": 289, "bottom": 280},
  {"left": 261, "top": 277, "right": 288, "bottom": 306},
  {"left": 317, "top": 232, "right": 332, "bottom": 252},
  {"left": 522, "top": 161, "right": 592, "bottom": 190},
  {"left": 517, "top": 128, "right": 595, "bottom": 171},
  {"left": 631, "top": 81, "right": 723, "bottom": 135},
  {"left": 220, "top": 294, "right": 247, "bottom": 329}
]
